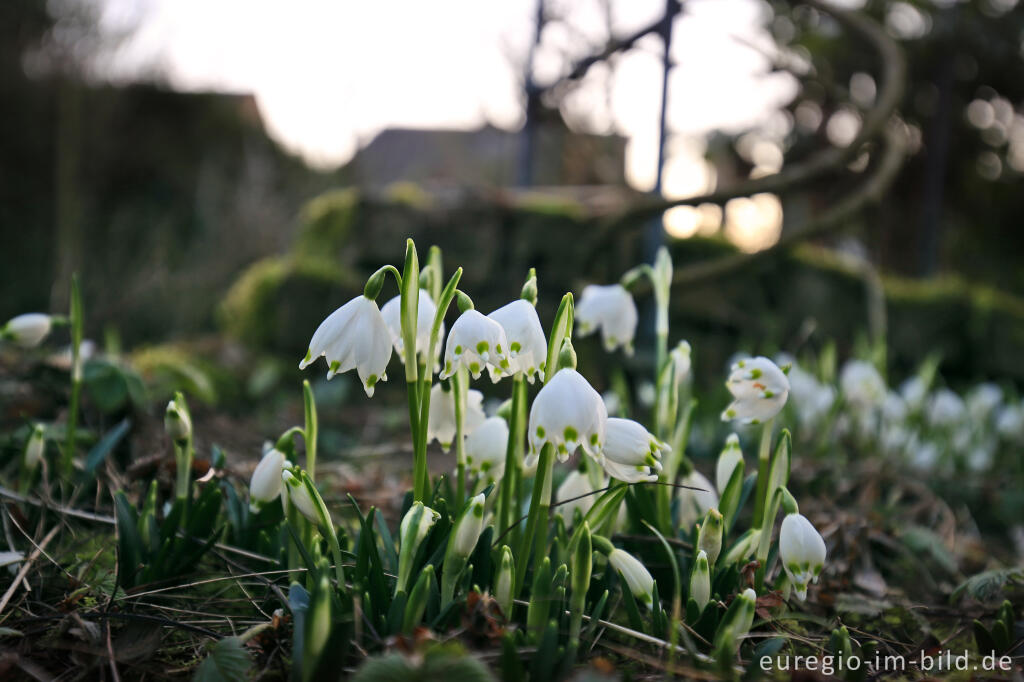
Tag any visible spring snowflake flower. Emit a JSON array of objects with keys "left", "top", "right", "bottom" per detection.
[
  {"left": 440, "top": 310, "right": 510, "bottom": 382},
  {"left": 715, "top": 434, "right": 743, "bottom": 492},
  {"left": 899, "top": 376, "right": 929, "bottom": 410},
  {"left": 996, "top": 404, "right": 1024, "bottom": 442},
  {"left": 779, "top": 513, "right": 827, "bottom": 601},
  {"left": 485, "top": 300, "right": 547, "bottom": 383},
  {"left": 927, "top": 388, "right": 966, "bottom": 427},
  {"left": 721, "top": 356, "right": 790, "bottom": 425},
  {"left": 526, "top": 369, "right": 607, "bottom": 467},
  {"left": 380, "top": 289, "right": 442, "bottom": 368},
  {"left": 282, "top": 470, "right": 319, "bottom": 523},
  {"left": 785, "top": 362, "right": 835, "bottom": 425},
  {"left": 967, "top": 383, "right": 1003, "bottom": 422},
  {"left": 426, "top": 383, "right": 486, "bottom": 451},
  {"left": 249, "top": 448, "right": 289, "bottom": 512},
  {"left": 669, "top": 341, "right": 692, "bottom": 387},
  {"left": 3, "top": 313, "right": 52, "bottom": 348},
  {"left": 677, "top": 470, "right": 718, "bottom": 529},
  {"left": 300, "top": 295, "right": 392, "bottom": 397},
  {"left": 575, "top": 284, "right": 638, "bottom": 355},
  {"left": 608, "top": 548, "right": 655, "bottom": 608},
  {"left": 839, "top": 360, "right": 886, "bottom": 409},
  {"left": 464, "top": 416, "right": 510, "bottom": 483},
  {"left": 450, "top": 493, "right": 486, "bottom": 558},
  {"left": 601, "top": 418, "right": 666, "bottom": 484},
  {"left": 555, "top": 470, "right": 598, "bottom": 526},
  {"left": 23, "top": 424, "right": 46, "bottom": 470}
]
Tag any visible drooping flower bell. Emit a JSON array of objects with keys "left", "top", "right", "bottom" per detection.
[
  {"left": 440, "top": 310, "right": 510, "bottom": 382},
  {"left": 2, "top": 313, "right": 53, "bottom": 349},
  {"left": 677, "top": 470, "right": 718, "bottom": 529},
  {"left": 426, "top": 382, "right": 486, "bottom": 451},
  {"left": 555, "top": 470, "right": 598, "bottom": 526},
  {"left": 721, "top": 356, "right": 790, "bottom": 425},
  {"left": 23, "top": 424, "right": 46, "bottom": 471},
  {"left": 575, "top": 284, "right": 638, "bottom": 355},
  {"left": 486, "top": 300, "right": 547, "bottom": 383},
  {"left": 299, "top": 295, "right": 392, "bottom": 397},
  {"left": 839, "top": 359, "right": 886, "bottom": 409},
  {"left": 779, "top": 513, "right": 827, "bottom": 601},
  {"left": 927, "top": 388, "right": 966, "bottom": 427},
  {"left": 464, "top": 416, "right": 509, "bottom": 483},
  {"left": 715, "top": 434, "right": 744, "bottom": 493},
  {"left": 669, "top": 340, "right": 692, "bottom": 388},
  {"left": 526, "top": 368, "right": 607, "bottom": 467},
  {"left": 380, "top": 289, "right": 442, "bottom": 369},
  {"left": 600, "top": 418, "right": 666, "bottom": 484},
  {"left": 608, "top": 548, "right": 655, "bottom": 608},
  {"left": 249, "top": 448, "right": 289, "bottom": 512}
]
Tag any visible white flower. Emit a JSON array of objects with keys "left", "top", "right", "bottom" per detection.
[
  {"left": 880, "top": 424, "right": 911, "bottom": 454},
  {"left": 486, "top": 300, "right": 547, "bottom": 383},
  {"left": 721, "top": 356, "right": 790, "bottom": 424},
  {"left": 249, "top": 448, "right": 288, "bottom": 512},
  {"left": 908, "top": 436, "right": 940, "bottom": 470},
  {"left": 881, "top": 391, "right": 908, "bottom": 424},
  {"left": 281, "top": 470, "right": 319, "bottom": 523},
  {"left": 380, "top": 289, "right": 442, "bottom": 368},
  {"left": 608, "top": 548, "right": 655, "bottom": 607},
  {"left": 677, "top": 470, "right": 718, "bottom": 529},
  {"left": 164, "top": 399, "right": 192, "bottom": 441},
  {"left": 426, "top": 383, "right": 486, "bottom": 451},
  {"left": 397, "top": 501, "right": 441, "bottom": 592},
  {"left": 967, "top": 440, "right": 996, "bottom": 472},
  {"left": 555, "top": 470, "right": 598, "bottom": 526},
  {"left": 575, "top": 284, "right": 638, "bottom": 355},
  {"left": 300, "top": 295, "right": 392, "bottom": 397},
  {"left": 786, "top": 363, "right": 835, "bottom": 425},
  {"left": 715, "top": 434, "right": 743, "bottom": 493},
  {"left": 996, "top": 404, "right": 1024, "bottom": 442},
  {"left": 900, "top": 376, "right": 928, "bottom": 410},
  {"left": 464, "top": 416, "right": 510, "bottom": 482},
  {"left": 779, "top": 513, "right": 826, "bottom": 601},
  {"left": 690, "top": 550, "right": 711, "bottom": 611},
  {"left": 967, "top": 383, "right": 1003, "bottom": 422},
  {"left": 24, "top": 424, "right": 46, "bottom": 470},
  {"left": 527, "top": 368, "right": 607, "bottom": 467},
  {"left": 601, "top": 418, "right": 666, "bottom": 484},
  {"left": 3, "top": 313, "right": 52, "bottom": 348},
  {"left": 927, "top": 388, "right": 966, "bottom": 427},
  {"left": 440, "top": 310, "right": 510, "bottom": 382},
  {"left": 450, "top": 493, "right": 486, "bottom": 558},
  {"left": 669, "top": 341, "right": 692, "bottom": 387},
  {"left": 839, "top": 360, "right": 886, "bottom": 409}
]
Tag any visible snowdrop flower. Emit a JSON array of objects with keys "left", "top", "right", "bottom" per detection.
[
  {"left": 721, "top": 356, "right": 790, "bottom": 425},
  {"left": 996, "top": 404, "right": 1024, "bottom": 442},
  {"left": 677, "top": 470, "right": 718, "bottom": 529},
  {"left": 249, "top": 448, "right": 289, "bottom": 512},
  {"left": 464, "top": 416, "right": 510, "bottom": 483},
  {"left": 779, "top": 513, "right": 826, "bottom": 601},
  {"left": 600, "top": 418, "right": 666, "bottom": 483},
  {"left": 450, "top": 493, "right": 486, "bottom": 558},
  {"left": 164, "top": 398, "right": 191, "bottom": 442},
  {"left": 380, "top": 289, "right": 441, "bottom": 368},
  {"left": 608, "top": 548, "right": 655, "bottom": 608},
  {"left": 927, "top": 388, "right": 966, "bottom": 427},
  {"left": 282, "top": 470, "right": 319, "bottom": 523},
  {"left": 300, "top": 295, "right": 392, "bottom": 397},
  {"left": 575, "top": 284, "right": 638, "bottom": 355},
  {"left": 527, "top": 369, "right": 607, "bottom": 467},
  {"left": 967, "top": 383, "right": 1003, "bottom": 422},
  {"left": 2, "top": 313, "right": 52, "bottom": 348},
  {"left": 23, "top": 424, "right": 46, "bottom": 470},
  {"left": 486, "top": 300, "right": 547, "bottom": 383},
  {"left": 426, "top": 383, "right": 485, "bottom": 451},
  {"left": 440, "top": 310, "right": 510, "bottom": 382},
  {"left": 555, "top": 470, "right": 598, "bottom": 526},
  {"left": 716, "top": 434, "right": 744, "bottom": 492},
  {"left": 840, "top": 360, "right": 886, "bottom": 409}
]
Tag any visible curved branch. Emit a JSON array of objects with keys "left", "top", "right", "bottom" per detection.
[{"left": 591, "top": 0, "right": 906, "bottom": 229}]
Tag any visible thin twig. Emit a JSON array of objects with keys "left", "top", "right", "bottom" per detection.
[{"left": 0, "top": 524, "right": 60, "bottom": 615}]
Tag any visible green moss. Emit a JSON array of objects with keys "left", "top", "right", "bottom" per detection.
[{"left": 295, "top": 187, "right": 361, "bottom": 260}]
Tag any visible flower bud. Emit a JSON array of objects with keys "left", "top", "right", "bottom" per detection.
[
  {"left": 689, "top": 549, "right": 711, "bottom": 612},
  {"left": 3, "top": 313, "right": 52, "bottom": 348},
  {"left": 715, "top": 434, "right": 744, "bottom": 493},
  {"left": 396, "top": 502, "right": 440, "bottom": 593},
  {"left": 779, "top": 513, "right": 826, "bottom": 601},
  {"left": 714, "top": 587, "right": 757, "bottom": 654},
  {"left": 450, "top": 493, "right": 486, "bottom": 559},
  {"left": 282, "top": 469, "right": 319, "bottom": 523},
  {"left": 608, "top": 548, "right": 655, "bottom": 609},
  {"left": 23, "top": 424, "right": 46, "bottom": 470},
  {"left": 494, "top": 545, "right": 515, "bottom": 618},
  {"left": 164, "top": 398, "right": 191, "bottom": 442},
  {"left": 249, "top": 448, "right": 287, "bottom": 512},
  {"left": 696, "top": 508, "right": 724, "bottom": 566}
]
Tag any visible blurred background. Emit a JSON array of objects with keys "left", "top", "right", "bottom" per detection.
[{"left": 3, "top": 0, "right": 1024, "bottom": 409}]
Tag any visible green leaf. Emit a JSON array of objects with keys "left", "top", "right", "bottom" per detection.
[
  {"left": 85, "top": 418, "right": 131, "bottom": 474},
  {"left": 952, "top": 568, "right": 1024, "bottom": 603},
  {"left": 192, "top": 637, "right": 251, "bottom": 682}
]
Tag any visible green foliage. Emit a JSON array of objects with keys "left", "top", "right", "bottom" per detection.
[
  {"left": 351, "top": 643, "right": 495, "bottom": 682},
  {"left": 193, "top": 637, "right": 252, "bottom": 682}
]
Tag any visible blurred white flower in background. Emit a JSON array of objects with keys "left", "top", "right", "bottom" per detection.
[
  {"left": 840, "top": 360, "right": 886, "bottom": 409},
  {"left": 927, "top": 388, "right": 966, "bottom": 427},
  {"left": 575, "top": 284, "right": 638, "bottom": 355}
]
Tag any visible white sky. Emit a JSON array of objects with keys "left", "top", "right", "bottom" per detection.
[{"left": 89, "top": 0, "right": 798, "bottom": 192}]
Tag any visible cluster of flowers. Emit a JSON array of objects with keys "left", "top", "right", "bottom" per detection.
[{"left": 783, "top": 356, "right": 1024, "bottom": 473}]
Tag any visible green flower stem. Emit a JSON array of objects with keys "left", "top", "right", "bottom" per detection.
[
  {"left": 302, "top": 380, "right": 318, "bottom": 482},
  {"left": 60, "top": 274, "right": 84, "bottom": 481},
  {"left": 301, "top": 472, "right": 346, "bottom": 589},
  {"left": 514, "top": 442, "right": 554, "bottom": 596},
  {"left": 751, "top": 417, "right": 775, "bottom": 530},
  {"left": 408, "top": 382, "right": 427, "bottom": 502},
  {"left": 453, "top": 367, "right": 468, "bottom": 509},
  {"left": 498, "top": 374, "right": 526, "bottom": 535}
]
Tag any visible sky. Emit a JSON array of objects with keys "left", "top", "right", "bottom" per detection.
[{"left": 85, "top": 0, "right": 801, "bottom": 248}]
